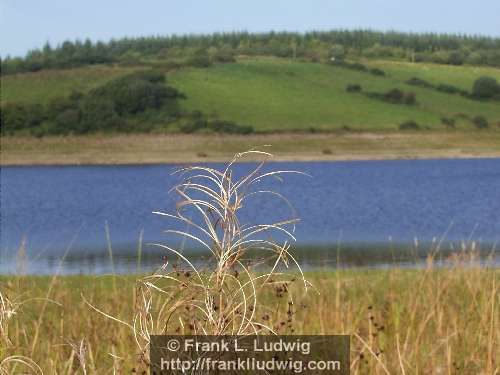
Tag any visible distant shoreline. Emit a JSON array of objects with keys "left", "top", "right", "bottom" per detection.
[{"left": 2, "top": 131, "right": 500, "bottom": 166}]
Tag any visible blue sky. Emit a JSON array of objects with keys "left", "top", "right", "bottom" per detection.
[{"left": 1, "top": 0, "right": 500, "bottom": 57}]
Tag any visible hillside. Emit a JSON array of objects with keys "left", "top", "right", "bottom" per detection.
[
  {"left": 2, "top": 57, "right": 500, "bottom": 133},
  {"left": 168, "top": 57, "right": 500, "bottom": 131}
]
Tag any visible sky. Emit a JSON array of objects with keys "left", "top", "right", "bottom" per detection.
[{"left": 1, "top": 0, "right": 500, "bottom": 57}]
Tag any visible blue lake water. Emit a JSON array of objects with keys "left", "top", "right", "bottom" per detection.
[{"left": 1, "top": 158, "right": 499, "bottom": 274}]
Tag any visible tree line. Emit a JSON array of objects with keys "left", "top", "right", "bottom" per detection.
[{"left": 2, "top": 30, "right": 500, "bottom": 75}]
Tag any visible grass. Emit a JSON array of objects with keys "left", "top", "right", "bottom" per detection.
[
  {"left": 1, "top": 263, "right": 498, "bottom": 373},
  {"left": 2, "top": 57, "right": 500, "bottom": 132},
  {"left": 2, "top": 131, "right": 500, "bottom": 165},
  {"left": 368, "top": 59, "right": 500, "bottom": 91},
  {"left": 167, "top": 57, "right": 500, "bottom": 131},
  {"left": 1, "top": 65, "right": 139, "bottom": 106}
]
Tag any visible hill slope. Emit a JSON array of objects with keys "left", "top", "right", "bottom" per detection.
[
  {"left": 168, "top": 57, "right": 500, "bottom": 131},
  {"left": 2, "top": 57, "right": 500, "bottom": 132}
]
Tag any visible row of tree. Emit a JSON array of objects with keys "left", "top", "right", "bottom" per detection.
[{"left": 2, "top": 30, "right": 500, "bottom": 74}]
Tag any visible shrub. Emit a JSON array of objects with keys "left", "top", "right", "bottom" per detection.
[
  {"left": 187, "top": 49, "right": 212, "bottom": 68},
  {"left": 436, "top": 84, "right": 466, "bottom": 95},
  {"left": 403, "top": 92, "right": 416, "bottom": 105},
  {"left": 208, "top": 120, "right": 253, "bottom": 134},
  {"left": 406, "top": 77, "right": 433, "bottom": 88},
  {"left": 448, "top": 51, "right": 465, "bottom": 66},
  {"left": 399, "top": 120, "right": 420, "bottom": 130},
  {"left": 346, "top": 84, "right": 362, "bottom": 92},
  {"left": 180, "top": 118, "right": 253, "bottom": 134},
  {"left": 369, "top": 68, "right": 386, "bottom": 76},
  {"left": 90, "top": 71, "right": 180, "bottom": 116},
  {"left": 365, "top": 88, "right": 416, "bottom": 105},
  {"left": 441, "top": 117, "right": 456, "bottom": 127},
  {"left": 79, "top": 97, "right": 120, "bottom": 133},
  {"left": 180, "top": 119, "right": 208, "bottom": 133},
  {"left": 349, "top": 62, "right": 368, "bottom": 71},
  {"left": 472, "top": 76, "right": 500, "bottom": 99},
  {"left": 454, "top": 113, "right": 470, "bottom": 120},
  {"left": 212, "top": 48, "right": 236, "bottom": 63},
  {"left": 329, "top": 44, "right": 346, "bottom": 61},
  {"left": 384, "top": 89, "right": 404, "bottom": 103},
  {"left": 472, "top": 116, "right": 489, "bottom": 129},
  {"left": 51, "top": 109, "right": 82, "bottom": 134},
  {"left": 1, "top": 102, "right": 45, "bottom": 133},
  {"left": 431, "top": 51, "right": 451, "bottom": 64}
]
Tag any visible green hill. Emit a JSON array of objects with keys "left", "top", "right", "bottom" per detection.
[
  {"left": 2, "top": 57, "right": 500, "bottom": 133},
  {"left": 168, "top": 57, "right": 500, "bottom": 131}
]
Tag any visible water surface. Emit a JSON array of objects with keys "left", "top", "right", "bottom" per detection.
[{"left": 1, "top": 158, "right": 499, "bottom": 274}]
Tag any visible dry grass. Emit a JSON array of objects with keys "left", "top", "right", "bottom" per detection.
[
  {"left": 2, "top": 131, "right": 500, "bottom": 165},
  {"left": 1, "top": 258, "right": 498, "bottom": 373},
  {"left": 82, "top": 149, "right": 309, "bottom": 370}
]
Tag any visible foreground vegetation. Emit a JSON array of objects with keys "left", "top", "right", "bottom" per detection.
[{"left": 1, "top": 260, "right": 498, "bottom": 373}]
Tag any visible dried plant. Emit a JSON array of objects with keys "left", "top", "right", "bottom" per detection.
[
  {"left": 0, "top": 290, "right": 44, "bottom": 375},
  {"left": 0, "top": 290, "right": 16, "bottom": 347},
  {"left": 86, "top": 149, "right": 311, "bottom": 367}
]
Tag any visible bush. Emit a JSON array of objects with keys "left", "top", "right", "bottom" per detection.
[
  {"left": 1, "top": 102, "right": 45, "bottom": 133},
  {"left": 472, "top": 76, "right": 500, "bottom": 99},
  {"left": 441, "top": 117, "right": 456, "bottom": 128},
  {"left": 406, "top": 77, "right": 433, "bottom": 88},
  {"left": 46, "top": 96, "right": 79, "bottom": 119},
  {"left": 369, "top": 68, "right": 385, "bottom": 76},
  {"left": 90, "top": 71, "right": 180, "bottom": 116},
  {"left": 208, "top": 120, "right": 253, "bottom": 134},
  {"left": 79, "top": 97, "right": 120, "bottom": 133},
  {"left": 448, "top": 51, "right": 465, "bottom": 65},
  {"left": 436, "top": 84, "right": 466, "bottom": 95},
  {"left": 51, "top": 109, "right": 82, "bottom": 134},
  {"left": 472, "top": 116, "right": 489, "bottom": 129},
  {"left": 349, "top": 62, "right": 368, "bottom": 71},
  {"left": 212, "top": 48, "right": 236, "bottom": 63},
  {"left": 346, "top": 84, "right": 362, "bottom": 92},
  {"left": 180, "top": 119, "right": 208, "bottom": 133},
  {"left": 384, "top": 88, "right": 404, "bottom": 103},
  {"left": 187, "top": 49, "right": 212, "bottom": 68},
  {"left": 180, "top": 118, "right": 253, "bottom": 134},
  {"left": 403, "top": 92, "right": 416, "bottom": 105},
  {"left": 399, "top": 120, "right": 420, "bottom": 130},
  {"left": 385, "top": 89, "right": 416, "bottom": 104},
  {"left": 365, "top": 88, "right": 416, "bottom": 105}
]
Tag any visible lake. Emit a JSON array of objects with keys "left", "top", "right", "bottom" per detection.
[{"left": 1, "top": 158, "right": 499, "bottom": 274}]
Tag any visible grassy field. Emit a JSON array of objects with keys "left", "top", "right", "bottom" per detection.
[
  {"left": 368, "top": 59, "right": 500, "bottom": 91},
  {"left": 168, "top": 57, "right": 500, "bottom": 131},
  {"left": 3, "top": 57, "right": 500, "bottom": 132},
  {"left": 1, "top": 262, "right": 498, "bottom": 374},
  {"left": 1, "top": 65, "right": 139, "bottom": 106},
  {"left": 2, "top": 131, "right": 500, "bottom": 165}
]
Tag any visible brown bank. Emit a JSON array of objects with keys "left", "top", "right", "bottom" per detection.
[{"left": 2, "top": 131, "right": 500, "bottom": 165}]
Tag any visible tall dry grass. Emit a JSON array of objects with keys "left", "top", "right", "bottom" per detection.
[
  {"left": 84, "top": 149, "right": 311, "bottom": 370},
  {"left": 0, "top": 253, "right": 498, "bottom": 373}
]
